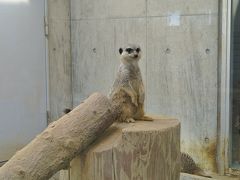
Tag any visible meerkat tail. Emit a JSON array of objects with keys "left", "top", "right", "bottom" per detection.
[
  {"left": 138, "top": 115, "right": 154, "bottom": 121},
  {"left": 181, "top": 152, "right": 212, "bottom": 178},
  {"left": 194, "top": 168, "right": 212, "bottom": 178}
]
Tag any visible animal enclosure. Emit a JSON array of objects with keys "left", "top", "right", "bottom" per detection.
[{"left": 46, "top": 0, "right": 239, "bottom": 178}]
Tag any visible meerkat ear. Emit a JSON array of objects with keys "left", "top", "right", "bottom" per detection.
[{"left": 119, "top": 48, "right": 123, "bottom": 54}]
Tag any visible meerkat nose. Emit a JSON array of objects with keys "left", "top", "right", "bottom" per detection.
[{"left": 134, "top": 54, "right": 138, "bottom": 58}]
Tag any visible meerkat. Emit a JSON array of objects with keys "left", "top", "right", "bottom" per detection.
[{"left": 108, "top": 44, "right": 152, "bottom": 123}]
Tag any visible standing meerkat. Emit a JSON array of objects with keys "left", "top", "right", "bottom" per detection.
[{"left": 109, "top": 44, "right": 152, "bottom": 123}]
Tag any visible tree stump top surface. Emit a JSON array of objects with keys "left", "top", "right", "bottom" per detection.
[{"left": 84, "top": 115, "right": 180, "bottom": 153}]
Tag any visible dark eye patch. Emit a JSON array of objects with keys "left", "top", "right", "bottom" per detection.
[
  {"left": 126, "top": 48, "right": 133, "bottom": 54},
  {"left": 136, "top": 48, "right": 141, "bottom": 53}
]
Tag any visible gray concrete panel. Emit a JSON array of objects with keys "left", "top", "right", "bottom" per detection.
[
  {"left": 48, "top": 0, "right": 70, "bottom": 20},
  {"left": 147, "top": 0, "right": 218, "bottom": 17},
  {"left": 48, "top": 0, "right": 72, "bottom": 123},
  {"left": 71, "top": 0, "right": 146, "bottom": 19},
  {"left": 146, "top": 15, "right": 218, "bottom": 171},
  {"left": 71, "top": 18, "right": 147, "bottom": 106}
]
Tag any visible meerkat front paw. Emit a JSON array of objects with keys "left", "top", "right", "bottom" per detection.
[
  {"left": 126, "top": 118, "right": 136, "bottom": 123},
  {"left": 131, "top": 96, "right": 138, "bottom": 107}
]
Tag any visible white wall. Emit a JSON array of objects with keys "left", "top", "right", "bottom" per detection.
[{"left": 0, "top": 0, "right": 47, "bottom": 161}]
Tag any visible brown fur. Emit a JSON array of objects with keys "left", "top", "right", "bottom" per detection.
[
  {"left": 181, "top": 152, "right": 212, "bottom": 178},
  {"left": 109, "top": 44, "right": 152, "bottom": 123}
]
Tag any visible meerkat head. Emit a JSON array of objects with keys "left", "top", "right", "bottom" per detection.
[{"left": 119, "top": 44, "right": 142, "bottom": 64}]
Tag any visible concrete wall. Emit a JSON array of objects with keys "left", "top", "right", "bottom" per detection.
[
  {"left": 48, "top": 0, "right": 72, "bottom": 123},
  {"left": 47, "top": 0, "right": 72, "bottom": 179},
  {"left": 71, "top": 0, "right": 219, "bottom": 172},
  {"left": 48, "top": 0, "right": 72, "bottom": 122}
]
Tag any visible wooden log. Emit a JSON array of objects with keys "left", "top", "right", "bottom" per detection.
[
  {"left": 0, "top": 93, "right": 120, "bottom": 180},
  {"left": 69, "top": 116, "right": 181, "bottom": 180}
]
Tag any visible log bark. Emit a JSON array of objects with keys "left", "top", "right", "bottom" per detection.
[
  {"left": 69, "top": 116, "right": 181, "bottom": 180},
  {"left": 0, "top": 93, "right": 120, "bottom": 180}
]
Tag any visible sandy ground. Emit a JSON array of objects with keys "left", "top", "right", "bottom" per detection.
[{"left": 181, "top": 173, "right": 240, "bottom": 180}]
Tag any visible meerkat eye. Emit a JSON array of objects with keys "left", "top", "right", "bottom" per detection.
[
  {"left": 126, "top": 48, "right": 133, "bottom": 54},
  {"left": 136, "top": 48, "right": 141, "bottom": 53}
]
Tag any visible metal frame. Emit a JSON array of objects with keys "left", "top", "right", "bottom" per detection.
[
  {"left": 218, "top": 0, "right": 232, "bottom": 175},
  {"left": 44, "top": 0, "right": 50, "bottom": 124}
]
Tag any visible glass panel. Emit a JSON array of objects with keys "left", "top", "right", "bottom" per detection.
[{"left": 231, "top": 0, "right": 240, "bottom": 168}]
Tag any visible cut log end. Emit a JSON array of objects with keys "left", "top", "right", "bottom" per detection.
[{"left": 0, "top": 93, "right": 119, "bottom": 180}]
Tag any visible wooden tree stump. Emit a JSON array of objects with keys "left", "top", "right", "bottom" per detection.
[{"left": 69, "top": 116, "right": 180, "bottom": 180}]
